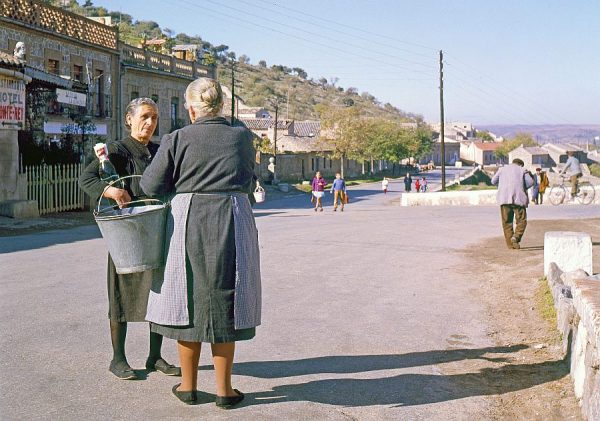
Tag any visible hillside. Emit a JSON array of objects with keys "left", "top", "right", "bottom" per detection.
[
  {"left": 50, "top": 0, "right": 422, "bottom": 122},
  {"left": 217, "top": 62, "right": 422, "bottom": 121}
]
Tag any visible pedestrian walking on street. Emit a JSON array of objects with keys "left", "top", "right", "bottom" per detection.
[
  {"left": 404, "top": 172, "right": 412, "bottom": 192},
  {"left": 79, "top": 98, "right": 180, "bottom": 380},
  {"left": 560, "top": 151, "right": 583, "bottom": 200},
  {"left": 311, "top": 171, "right": 327, "bottom": 212},
  {"left": 415, "top": 178, "right": 421, "bottom": 193},
  {"left": 381, "top": 177, "right": 389, "bottom": 194},
  {"left": 330, "top": 172, "right": 346, "bottom": 211},
  {"left": 420, "top": 177, "right": 428, "bottom": 192},
  {"left": 491, "top": 158, "right": 534, "bottom": 249},
  {"left": 536, "top": 168, "right": 549, "bottom": 204},
  {"left": 140, "top": 78, "right": 260, "bottom": 408}
]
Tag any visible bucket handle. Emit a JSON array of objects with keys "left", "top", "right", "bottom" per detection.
[{"left": 94, "top": 175, "right": 167, "bottom": 215}]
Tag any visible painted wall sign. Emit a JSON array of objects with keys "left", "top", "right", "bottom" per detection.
[{"left": 0, "top": 77, "right": 25, "bottom": 126}]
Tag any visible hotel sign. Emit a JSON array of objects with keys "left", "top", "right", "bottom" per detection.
[{"left": 0, "top": 77, "right": 25, "bottom": 127}]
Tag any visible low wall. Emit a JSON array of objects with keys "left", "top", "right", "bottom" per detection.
[
  {"left": 401, "top": 190, "right": 496, "bottom": 206},
  {"left": 546, "top": 264, "right": 600, "bottom": 420}
]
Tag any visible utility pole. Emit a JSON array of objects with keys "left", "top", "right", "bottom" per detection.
[
  {"left": 273, "top": 101, "right": 279, "bottom": 165},
  {"left": 230, "top": 58, "right": 236, "bottom": 125},
  {"left": 439, "top": 50, "right": 446, "bottom": 191}
]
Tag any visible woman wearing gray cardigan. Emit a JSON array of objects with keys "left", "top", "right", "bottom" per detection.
[{"left": 140, "top": 78, "right": 261, "bottom": 408}]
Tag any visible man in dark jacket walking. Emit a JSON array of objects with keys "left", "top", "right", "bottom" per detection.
[{"left": 491, "top": 158, "right": 535, "bottom": 249}]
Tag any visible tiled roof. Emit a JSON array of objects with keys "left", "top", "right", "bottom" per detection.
[
  {"left": 0, "top": 51, "right": 24, "bottom": 67},
  {"left": 472, "top": 142, "right": 501, "bottom": 151},
  {"left": 544, "top": 143, "right": 583, "bottom": 153},
  {"left": 292, "top": 120, "right": 320, "bottom": 137},
  {"left": 145, "top": 39, "right": 166, "bottom": 45},
  {"left": 278, "top": 135, "right": 323, "bottom": 153},
  {"left": 241, "top": 118, "right": 272, "bottom": 130}
]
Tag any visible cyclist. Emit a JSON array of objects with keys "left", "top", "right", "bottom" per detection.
[{"left": 560, "top": 151, "right": 582, "bottom": 199}]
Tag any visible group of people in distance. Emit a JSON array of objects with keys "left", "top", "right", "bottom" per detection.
[{"left": 404, "top": 173, "right": 428, "bottom": 193}]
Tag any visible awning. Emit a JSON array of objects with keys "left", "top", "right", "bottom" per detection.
[{"left": 24, "top": 67, "right": 74, "bottom": 89}]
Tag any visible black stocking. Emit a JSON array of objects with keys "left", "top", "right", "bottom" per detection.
[
  {"left": 148, "top": 328, "right": 163, "bottom": 363},
  {"left": 109, "top": 320, "right": 129, "bottom": 367}
]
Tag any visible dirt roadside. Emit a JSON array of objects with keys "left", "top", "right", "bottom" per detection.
[{"left": 458, "top": 218, "right": 600, "bottom": 420}]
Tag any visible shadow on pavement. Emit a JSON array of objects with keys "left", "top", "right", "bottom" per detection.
[
  {"left": 227, "top": 345, "right": 527, "bottom": 378},
  {"left": 253, "top": 188, "right": 387, "bottom": 212},
  {"left": 246, "top": 359, "right": 567, "bottom": 407},
  {"left": 0, "top": 225, "right": 101, "bottom": 254},
  {"left": 218, "top": 345, "right": 569, "bottom": 408}
]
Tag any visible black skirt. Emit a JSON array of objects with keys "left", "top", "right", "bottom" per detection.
[{"left": 107, "top": 255, "right": 160, "bottom": 322}]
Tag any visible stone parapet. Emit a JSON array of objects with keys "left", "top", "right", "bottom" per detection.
[
  {"left": 546, "top": 262, "right": 600, "bottom": 420},
  {"left": 400, "top": 190, "right": 497, "bottom": 206}
]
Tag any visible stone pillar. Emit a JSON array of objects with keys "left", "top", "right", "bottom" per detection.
[{"left": 544, "top": 231, "right": 593, "bottom": 276}]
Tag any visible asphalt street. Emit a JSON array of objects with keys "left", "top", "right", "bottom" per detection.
[{"left": 1, "top": 174, "right": 598, "bottom": 420}]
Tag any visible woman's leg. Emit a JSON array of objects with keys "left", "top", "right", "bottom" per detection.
[
  {"left": 211, "top": 342, "right": 238, "bottom": 397},
  {"left": 177, "top": 340, "right": 201, "bottom": 391},
  {"left": 110, "top": 320, "right": 129, "bottom": 366},
  {"left": 148, "top": 329, "right": 163, "bottom": 362}
]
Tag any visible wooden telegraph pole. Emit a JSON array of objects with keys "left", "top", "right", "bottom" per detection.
[
  {"left": 439, "top": 50, "right": 446, "bottom": 191},
  {"left": 230, "top": 59, "right": 236, "bottom": 125}
]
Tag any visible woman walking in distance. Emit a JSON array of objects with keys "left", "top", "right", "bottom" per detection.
[
  {"left": 141, "top": 78, "right": 261, "bottom": 408},
  {"left": 311, "top": 171, "right": 327, "bottom": 211},
  {"left": 79, "top": 98, "right": 180, "bottom": 380}
]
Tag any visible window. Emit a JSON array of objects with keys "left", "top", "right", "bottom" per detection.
[
  {"left": 170, "top": 97, "right": 179, "bottom": 130},
  {"left": 73, "top": 65, "right": 83, "bottom": 82},
  {"left": 151, "top": 94, "right": 160, "bottom": 136},
  {"left": 130, "top": 91, "right": 139, "bottom": 101},
  {"left": 47, "top": 59, "right": 59, "bottom": 75},
  {"left": 151, "top": 94, "right": 159, "bottom": 104}
]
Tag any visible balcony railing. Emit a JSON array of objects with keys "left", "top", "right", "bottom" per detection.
[
  {"left": 0, "top": 0, "right": 117, "bottom": 50},
  {"left": 121, "top": 44, "right": 213, "bottom": 79}
]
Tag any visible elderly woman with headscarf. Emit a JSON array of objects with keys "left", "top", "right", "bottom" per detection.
[
  {"left": 79, "top": 98, "right": 180, "bottom": 380},
  {"left": 140, "top": 78, "right": 261, "bottom": 408}
]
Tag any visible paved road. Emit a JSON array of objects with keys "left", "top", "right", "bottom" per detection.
[{"left": 1, "top": 181, "right": 598, "bottom": 420}]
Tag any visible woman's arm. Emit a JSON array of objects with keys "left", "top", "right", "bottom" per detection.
[{"left": 140, "top": 132, "right": 176, "bottom": 196}]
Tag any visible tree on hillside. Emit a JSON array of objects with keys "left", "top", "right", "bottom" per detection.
[
  {"left": 258, "top": 60, "right": 267, "bottom": 68},
  {"left": 476, "top": 130, "right": 494, "bottom": 142},
  {"left": 496, "top": 132, "right": 538, "bottom": 159},
  {"left": 317, "top": 106, "right": 362, "bottom": 177},
  {"left": 292, "top": 67, "right": 308, "bottom": 79}
]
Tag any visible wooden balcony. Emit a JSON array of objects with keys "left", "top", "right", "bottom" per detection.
[
  {"left": 120, "top": 44, "right": 213, "bottom": 79},
  {"left": 0, "top": 0, "right": 118, "bottom": 50}
]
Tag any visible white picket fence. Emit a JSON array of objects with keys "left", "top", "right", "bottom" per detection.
[{"left": 25, "top": 164, "right": 85, "bottom": 215}]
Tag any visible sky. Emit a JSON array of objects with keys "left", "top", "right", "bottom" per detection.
[{"left": 94, "top": 0, "right": 600, "bottom": 126}]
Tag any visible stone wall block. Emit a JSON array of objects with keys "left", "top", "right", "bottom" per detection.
[{"left": 544, "top": 232, "right": 592, "bottom": 276}]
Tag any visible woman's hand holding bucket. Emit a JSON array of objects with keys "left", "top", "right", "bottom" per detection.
[{"left": 104, "top": 186, "right": 132, "bottom": 209}]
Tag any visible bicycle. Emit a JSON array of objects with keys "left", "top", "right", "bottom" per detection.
[{"left": 548, "top": 175, "right": 595, "bottom": 205}]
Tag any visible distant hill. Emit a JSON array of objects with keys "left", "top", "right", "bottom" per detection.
[
  {"left": 479, "top": 124, "right": 600, "bottom": 145},
  {"left": 218, "top": 62, "right": 422, "bottom": 121}
]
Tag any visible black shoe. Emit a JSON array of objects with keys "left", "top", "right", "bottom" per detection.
[
  {"left": 216, "top": 389, "right": 244, "bottom": 409},
  {"left": 146, "top": 358, "right": 181, "bottom": 376},
  {"left": 172, "top": 383, "right": 198, "bottom": 405},
  {"left": 109, "top": 360, "right": 138, "bottom": 380}
]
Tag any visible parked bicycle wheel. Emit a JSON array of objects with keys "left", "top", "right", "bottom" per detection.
[
  {"left": 549, "top": 185, "right": 566, "bottom": 205},
  {"left": 577, "top": 181, "right": 595, "bottom": 205}
]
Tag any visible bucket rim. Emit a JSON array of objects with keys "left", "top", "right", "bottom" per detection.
[{"left": 94, "top": 203, "right": 169, "bottom": 222}]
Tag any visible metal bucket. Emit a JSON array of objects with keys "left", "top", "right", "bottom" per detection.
[{"left": 93, "top": 176, "right": 169, "bottom": 274}]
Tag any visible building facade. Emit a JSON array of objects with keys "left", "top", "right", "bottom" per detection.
[{"left": 0, "top": 0, "right": 119, "bottom": 146}]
